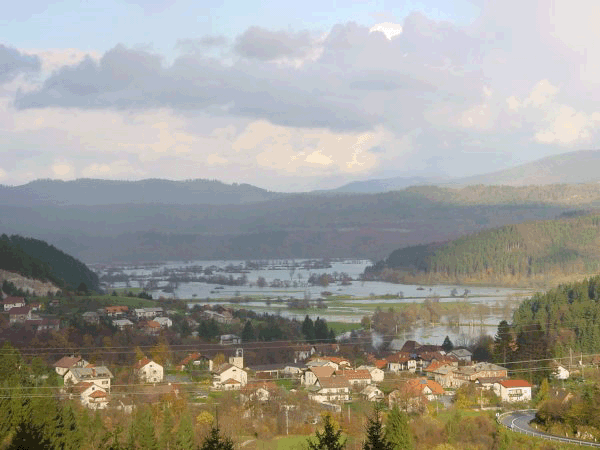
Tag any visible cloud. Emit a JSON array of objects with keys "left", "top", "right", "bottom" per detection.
[
  {"left": 81, "top": 160, "right": 142, "bottom": 178},
  {"left": 233, "top": 27, "right": 316, "bottom": 61},
  {"left": 0, "top": 45, "right": 40, "bottom": 84},
  {"left": 51, "top": 162, "right": 75, "bottom": 179},
  {"left": 206, "top": 153, "right": 228, "bottom": 165},
  {"left": 369, "top": 23, "right": 403, "bottom": 40},
  {"left": 176, "top": 36, "right": 228, "bottom": 53}
]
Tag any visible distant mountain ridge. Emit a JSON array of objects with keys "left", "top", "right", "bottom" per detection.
[
  {"left": 320, "top": 175, "right": 449, "bottom": 194},
  {"left": 0, "top": 178, "right": 284, "bottom": 206},
  {"left": 450, "top": 149, "right": 600, "bottom": 187}
]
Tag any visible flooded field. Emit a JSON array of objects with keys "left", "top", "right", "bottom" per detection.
[{"left": 94, "top": 258, "right": 535, "bottom": 344}]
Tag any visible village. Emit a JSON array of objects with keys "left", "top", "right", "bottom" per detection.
[{"left": 0, "top": 290, "right": 542, "bottom": 415}]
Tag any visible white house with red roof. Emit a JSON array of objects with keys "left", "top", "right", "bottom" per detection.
[
  {"left": 336, "top": 369, "right": 372, "bottom": 386},
  {"left": 212, "top": 363, "right": 247, "bottom": 389},
  {"left": 70, "top": 382, "right": 109, "bottom": 410},
  {"left": 134, "top": 358, "right": 164, "bottom": 383},
  {"left": 3, "top": 296, "right": 25, "bottom": 311},
  {"left": 494, "top": 379, "right": 532, "bottom": 402}
]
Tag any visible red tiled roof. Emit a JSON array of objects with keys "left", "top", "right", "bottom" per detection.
[
  {"left": 54, "top": 356, "right": 82, "bottom": 369},
  {"left": 3, "top": 296, "right": 25, "bottom": 304},
  {"left": 499, "top": 379, "right": 532, "bottom": 388},
  {"left": 89, "top": 390, "right": 107, "bottom": 399},
  {"left": 374, "top": 359, "right": 388, "bottom": 369},
  {"left": 337, "top": 369, "right": 371, "bottom": 380},
  {"left": 310, "top": 366, "right": 335, "bottom": 379},
  {"left": 223, "top": 378, "right": 240, "bottom": 385},
  {"left": 9, "top": 306, "right": 31, "bottom": 315},
  {"left": 318, "top": 376, "right": 350, "bottom": 389},
  {"left": 134, "top": 357, "right": 152, "bottom": 370}
]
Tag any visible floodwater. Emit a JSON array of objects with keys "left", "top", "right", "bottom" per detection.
[{"left": 95, "top": 259, "right": 534, "bottom": 344}]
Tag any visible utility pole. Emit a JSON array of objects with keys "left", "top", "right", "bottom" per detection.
[{"left": 285, "top": 407, "right": 289, "bottom": 435}]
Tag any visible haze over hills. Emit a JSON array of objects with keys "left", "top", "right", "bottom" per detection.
[
  {"left": 449, "top": 149, "right": 600, "bottom": 187},
  {"left": 318, "top": 175, "right": 450, "bottom": 194},
  {"left": 0, "top": 178, "right": 283, "bottom": 206}
]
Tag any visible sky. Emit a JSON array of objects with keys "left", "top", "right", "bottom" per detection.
[{"left": 1, "top": 0, "right": 600, "bottom": 191}]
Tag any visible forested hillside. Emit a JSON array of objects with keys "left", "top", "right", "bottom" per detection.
[
  {"left": 366, "top": 213, "right": 600, "bottom": 285},
  {"left": 0, "top": 235, "right": 99, "bottom": 291}
]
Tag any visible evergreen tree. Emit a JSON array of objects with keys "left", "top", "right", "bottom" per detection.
[
  {"left": 363, "top": 404, "right": 393, "bottom": 450},
  {"left": 302, "top": 315, "right": 315, "bottom": 342},
  {"left": 441, "top": 336, "right": 453, "bottom": 353},
  {"left": 159, "top": 407, "right": 175, "bottom": 450},
  {"left": 133, "top": 407, "right": 158, "bottom": 450},
  {"left": 174, "top": 413, "right": 196, "bottom": 450},
  {"left": 241, "top": 320, "right": 255, "bottom": 342},
  {"left": 314, "top": 317, "right": 329, "bottom": 342},
  {"left": 198, "top": 426, "right": 234, "bottom": 450},
  {"left": 385, "top": 406, "right": 413, "bottom": 450},
  {"left": 306, "top": 414, "right": 346, "bottom": 450}
]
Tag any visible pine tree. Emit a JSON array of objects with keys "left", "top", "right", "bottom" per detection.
[
  {"left": 363, "top": 404, "right": 393, "bottom": 450},
  {"left": 385, "top": 406, "right": 413, "bottom": 450},
  {"left": 198, "top": 426, "right": 234, "bottom": 450},
  {"left": 241, "top": 320, "right": 255, "bottom": 342},
  {"left": 441, "top": 336, "right": 453, "bottom": 352},
  {"left": 302, "top": 315, "right": 316, "bottom": 342},
  {"left": 133, "top": 406, "right": 158, "bottom": 450},
  {"left": 306, "top": 414, "right": 346, "bottom": 450},
  {"left": 159, "top": 407, "right": 174, "bottom": 450},
  {"left": 174, "top": 413, "right": 196, "bottom": 450}
]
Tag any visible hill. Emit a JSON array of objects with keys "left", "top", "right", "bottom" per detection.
[
  {"left": 365, "top": 212, "right": 600, "bottom": 286},
  {"left": 320, "top": 175, "right": 448, "bottom": 194},
  {"left": 0, "top": 188, "right": 572, "bottom": 262},
  {"left": 0, "top": 178, "right": 283, "bottom": 206},
  {"left": 450, "top": 149, "right": 600, "bottom": 186},
  {"left": 0, "top": 234, "right": 99, "bottom": 291}
]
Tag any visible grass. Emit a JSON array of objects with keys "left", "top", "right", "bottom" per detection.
[{"left": 327, "top": 322, "right": 362, "bottom": 334}]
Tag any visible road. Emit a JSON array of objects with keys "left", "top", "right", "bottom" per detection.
[{"left": 499, "top": 410, "right": 600, "bottom": 447}]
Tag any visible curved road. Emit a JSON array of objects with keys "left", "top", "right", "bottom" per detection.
[{"left": 499, "top": 410, "right": 600, "bottom": 447}]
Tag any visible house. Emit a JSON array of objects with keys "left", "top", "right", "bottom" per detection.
[
  {"left": 53, "top": 355, "right": 89, "bottom": 377},
  {"left": 361, "top": 385, "right": 384, "bottom": 402},
  {"left": 113, "top": 318, "right": 134, "bottom": 330},
  {"left": 219, "top": 334, "right": 241, "bottom": 345},
  {"left": 176, "top": 352, "right": 213, "bottom": 371},
  {"left": 140, "top": 320, "right": 161, "bottom": 335},
  {"left": 294, "top": 344, "right": 316, "bottom": 362},
  {"left": 389, "top": 378, "right": 444, "bottom": 412},
  {"left": 29, "top": 302, "right": 42, "bottom": 311},
  {"left": 336, "top": 369, "right": 372, "bottom": 386},
  {"left": 386, "top": 353, "right": 417, "bottom": 373},
  {"left": 494, "top": 379, "right": 532, "bottom": 403},
  {"left": 134, "top": 358, "right": 164, "bottom": 383},
  {"left": 70, "top": 382, "right": 109, "bottom": 410},
  {"left": 64, "top": 366, "right": 113, "bottom": 391},
  {"left": 241, "top": 382, "right": 278, "bottom": 403},
  {"left": 301, "top": 366, "right": 335, "bottom": 386},
  {"left": 449, "top": 348, "right": 473, "bottom": 362},
  {"left": 2, "top": 296, "right": 25, "bottom": 311},
  {"left": 553, "top": 364, "right": 570, "bottom": 380},
  {"left": 429, "top": 365, "right": 460, "bottom": 388},
  {"left": 82, "top": 311, "right": 100, "bottom": 325},
  {"left": 26, "top": 317, "right": 60, "bottom": 332},
  {"left": 452, "top": 362, "right": 508, "bottom": 386},
  {"left": 9, "top": 306, "right": 32, "bottom": 324},
  {"left": 357, "top": 365, "right": 385, "bottom": 383},
  {"left": 399, "top": 340, "right": 422, "bottom": 354},
  {"left": 212, "top": 363, "right": 248, "bottom": 389},
  {"left": 309, "top": 376, "right": 351, "bottom": 403},
  {"left": 154, "top": 317, "right": 173, "bottom": 328},
  {"left": 307, "top": 357, "right": 349, "bottom": 371},
  {"left": 134, "top": 307, "right": 163, "bottom": 320},
  {"left": 203, "top": 310, "right": 234, "bottom": 324},
  {"left": 282, "top": 363, "right": 305, "bottom": 377},
  {"left": 104, "top": 306, "right": 129, "bottom": 318}
]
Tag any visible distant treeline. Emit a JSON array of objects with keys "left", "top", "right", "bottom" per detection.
[
  {"left": 365, "top": 214, "right": 600, "bottom": 283},
  {"left": 0, "top": 234, "right": 100, "bottom": 292}
]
